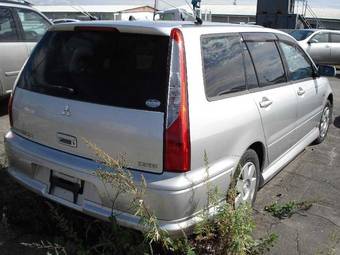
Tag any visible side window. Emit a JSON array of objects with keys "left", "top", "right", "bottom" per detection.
[
  {"left": 279, "top": 42, "right": 313, "bottom": 81},
  {"left": 331, "top": 33, "right": 340, "bottom": 43},
  {"left": 246, "top": 41, "right": 286, "bottom": 87},
  {"left": 311, "top": 33, "right": 329, "bottom": 43},
  {"left": 202, "top": 34, "right": 246, "bottom": 99},
  {"left": 242, "top": 42, "right": 258, "bottom": 90},
  {"left": 16, "top": 8, "right": 50, "bottom": 42},
  {"left": 0, "top": 7, "right": 18, "bottom": 42}
]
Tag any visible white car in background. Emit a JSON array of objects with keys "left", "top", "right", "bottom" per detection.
[
  {"left": 0, "top": 0, "right": 51, "bottom": 98},
  {"left": 290, "top": 29, "right": 340, "bottom": 66}
]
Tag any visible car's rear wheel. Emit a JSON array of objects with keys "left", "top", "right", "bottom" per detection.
[
  {"left": 234, "top": 149, "right": 260, "bottom": 207},
  {"left": 314, "top": 100, "right": 332, "bottom": 144}
]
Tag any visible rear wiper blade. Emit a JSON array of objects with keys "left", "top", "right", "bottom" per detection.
[{"left": 43, "top": 85, "right": 76, "bottom": 94}]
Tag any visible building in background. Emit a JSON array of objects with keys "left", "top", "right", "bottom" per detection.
[
  {"left": 34, "top": 3, "right": 340, "bottom": 29},
  {"left": 35, "top": 5, "right": 156, "bottom": 21}
]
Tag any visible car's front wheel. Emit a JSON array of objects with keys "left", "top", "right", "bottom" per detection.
[
  {"left": 234, "top": 149, "right": 260, "bottom": 207},
  {"left": 314, "top": 100, "right": 332, "bottom": 144}
]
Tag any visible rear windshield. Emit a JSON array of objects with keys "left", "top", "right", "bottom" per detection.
[
  {"left": 289, "top": 30, "right": 313, "bottom": 41},
  {"left": 18, "top": 30, "right": 170, "bottom": 112}
]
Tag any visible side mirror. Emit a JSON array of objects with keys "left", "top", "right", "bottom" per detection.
[
  {"left": 318, "top": 65, "right": 336, "bottom": 77},
  {"left": 308, "top": 38, "right": 318, "bottom": 44}
]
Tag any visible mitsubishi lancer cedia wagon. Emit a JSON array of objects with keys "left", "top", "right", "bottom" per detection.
[{"left": 5, "top": 21, "right": 335, "bottom": 235}]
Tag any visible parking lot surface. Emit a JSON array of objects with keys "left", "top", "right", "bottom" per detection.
[
  {"left": 0, "top": 77, "right": 339, "bottom": 254},
  {"left": 254, "top": 77, "right": 340, "bottom": 254}
]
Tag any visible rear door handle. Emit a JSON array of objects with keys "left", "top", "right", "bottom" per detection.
[
  {"left": 297, "top": 87, "right": 306, "bottom": 96},
  {"left": 259, "top": 97, "right": 273, "bottom": 108}
]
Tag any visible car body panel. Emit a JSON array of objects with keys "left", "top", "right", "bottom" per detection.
[
  {"left": 0, "top": 42, "right": 28, "bottom": 94},
  {"left": 251, "top": 84, "right": 298, "bottom": 164},
  {"left": 12, "top": 88, "right": 165, "bottom": 173}
]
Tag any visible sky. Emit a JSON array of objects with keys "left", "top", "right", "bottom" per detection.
[{"left": 28, "top": 0, "right": 340, "bottom": 10}]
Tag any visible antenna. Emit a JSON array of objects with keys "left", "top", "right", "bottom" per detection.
[
  {"left": 63, "top": 0, "right": 98, "bottom": 20},
  {"left": 191, "top": 0, "right": 202, "bottom": 25}
]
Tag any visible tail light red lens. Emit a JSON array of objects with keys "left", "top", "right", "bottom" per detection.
[{"left": 164, "top": 28, "right": 190, "bottom": 173}]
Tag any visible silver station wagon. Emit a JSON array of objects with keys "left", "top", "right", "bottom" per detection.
[{"left": 5, "top": 21, "right": 334, "bottom": 235}]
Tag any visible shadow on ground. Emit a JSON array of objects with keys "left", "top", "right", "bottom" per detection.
[
  {"left": 334, "top": 116, "right": 340, "bottom": 128},
  {"left": 0, "top": 97, "right": 9, "bottom": 117}
]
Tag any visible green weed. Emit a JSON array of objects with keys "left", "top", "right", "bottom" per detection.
[{"left": 264, "top": 200, "right": 313, "bottom": 219}]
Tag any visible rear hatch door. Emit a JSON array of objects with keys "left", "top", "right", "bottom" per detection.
[{"left": 12, "top": 28, "right": 170, "bottom": 173}]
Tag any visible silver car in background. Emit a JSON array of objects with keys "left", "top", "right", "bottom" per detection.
[
  {"left": 5, "top": 21, "right": 334, "bottom": 235},
  {"left": 0, "top": 0, "right": 51, "bottom": 98},
  {"left": 290, "top": 29, "right": 340, "bottom": 65}
]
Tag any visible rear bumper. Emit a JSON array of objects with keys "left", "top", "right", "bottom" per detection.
[{"left": 4, "top": 130, "right": 235, "bottom": 235}]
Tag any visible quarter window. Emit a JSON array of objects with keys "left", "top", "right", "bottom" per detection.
[
  {"left": 331, "top": 33, "right": 340, "bottom": 43},
  {"left": 0, "top": 7, "right": 18, "bottom": 42},
  {"left": 311, "top": 33, "right": 329, "bottom": 43},
  {"left": 279, "top": 42, "right": 313, "bottom": 81},
  {"left": 16, "top": 8, "right": 50, "bottom": 42},
  {"left": 202, "top": 35, "right": 246, "bottom": 99},
  {"left": 246, "top": 41, "right": 286, "bottom": 87}
]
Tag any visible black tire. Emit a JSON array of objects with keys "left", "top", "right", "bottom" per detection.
[
  {"left": 314, "top": 100, "right": 332, "bottom": 145},
  {"left": 234, "top": 149, "right": 261, "bottom": 206}
]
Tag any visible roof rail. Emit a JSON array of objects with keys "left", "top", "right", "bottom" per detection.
[{"left": 0, "top": 0, "right": 33, "bottom": 6}]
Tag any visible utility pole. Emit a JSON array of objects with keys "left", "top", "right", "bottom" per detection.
[{"left": 153, "top": 0, "right": 159, "bottom": 20}]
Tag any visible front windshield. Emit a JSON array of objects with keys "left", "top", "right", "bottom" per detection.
[{"left": 289, "top": 30, "right": 314, "bottom": 41}]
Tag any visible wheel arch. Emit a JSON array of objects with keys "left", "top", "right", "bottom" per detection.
[
  {"left": 327, "top": 93, "right": 333, "bottom": 107},
  {"left": 248, "top": 141, "right": 266, "bottom": 173}
]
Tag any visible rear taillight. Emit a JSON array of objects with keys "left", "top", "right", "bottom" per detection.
[
  {"left": 8, "top": 94, "right": 13, "bottom": 127},
  {"left": 164, "top": 28, "right": 190, "bottom": 173}
]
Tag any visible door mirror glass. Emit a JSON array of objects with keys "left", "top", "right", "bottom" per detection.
[{"left": 318, "top": 65, "right": 336, "bottom": 77}]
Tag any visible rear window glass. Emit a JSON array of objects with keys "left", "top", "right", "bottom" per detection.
[
  {"left": 202, "top": 34, "right": 246, "bottom": 99},
  {"left": 18, "top": 31, "right": 170, "bottom": 112},
  {"left": 289, "top": 30, "right": 313, "bottom": 41},
  {"left": 0, "top": 7, "right": 18, "bottom": 42},
  {"left": 331, "top": 33, "right": 340, "bottom": 43}
]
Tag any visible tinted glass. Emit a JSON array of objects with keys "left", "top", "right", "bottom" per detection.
[
  {"left": 18, "top": 31, "right": 169, "bottom": 112},
  {"left": 279, "top": 42, "right": 313, "bottom": 81},
  {"left": 311, "top": 33, "right": 329, "bottom": 43},
  {"left": 331, "top": 33, "right": 340, "bottom": 43},
  {"left": 247, "top": 41, "right": 286, "bottom": 87},
  {"left": 242, "top": 42, "right": 258, "bottom": 89},
  {"left": 16, "top": 8, "right": 50, "bottom": 42},
  {"left": 0, "top": 7, "right": 18, "bottom": 41},
  {"left": 202, "top": 35, "right": 246, "bottom": 98},
  {"left": 289, "top": 30, "right": 313, "bottom": 41}
]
